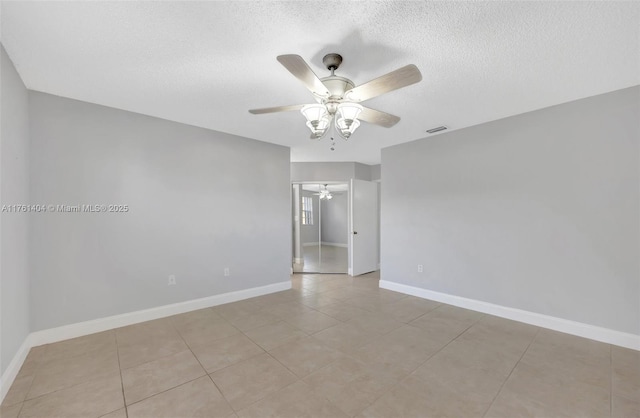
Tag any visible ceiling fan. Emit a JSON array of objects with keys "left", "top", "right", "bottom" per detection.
[
  {"left": 249, "top": 53, "right": 422, "bottom": 140},
  {"left": 313, "top": 184, "right": 344, "bottom": 200}
]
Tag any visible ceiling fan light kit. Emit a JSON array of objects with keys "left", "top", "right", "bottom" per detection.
[{"left": 249, "top": 53, "right": 422, "bottom": 143}]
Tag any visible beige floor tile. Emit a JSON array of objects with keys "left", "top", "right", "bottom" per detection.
[
  {"left": 210, "top": 353, "right": 297, "bottom": 411},
  {"left": 127, "top": 376, "right": 233, "bottom": 418},
  {"left": 260, "top": 301, "right": 315, "bottom": 319},
  {"left": 0, "top": 403, "right": 22, "bottom": 418},
  {"left": 312, "top": 322, "right": 380, "bottom": 355},
  {"left": 342, "top": 295, "right": 386, "bottom": 312},
  {"left": 20, "top": 373, "right": 124, "bottom": 418},
  {"left": 484, "top": 386, "right": 572, "bottom": 418},
  {"left": 353, "top": 325, "right": 447, "bottom": 376},
  {"left": 12, "top": 346, "right": 46, "bottom": 380},
  {"left": 122, "top": 350, "right": 206, "bottom": 405},
  {"left": 116, "top": 318, "right": 177, "bottom": 343},
  {"left": 613, "top": 345, "right": 640, "bottom": 401},
  {"left": 300, "top": 293, "right": 342, "bottom": 308},
  {"left": 170, "top": 308, "right": 223, "bottom": 328},
  {"left": 521, "top": 341, "right": 611, "bottom": 389},
  {"left": 534, "top": 329, "right": 611, "bottom": 363},
  {"left": 1, "top": 374, "right": 33, "bottom": 407},
  {"left": 612, "top": 393, "right": 640, "bottom": 418},
  {"left": 501, "top": 360, "right": 611, "bottom": 417},
  {"left": 40, "top": 331, "right": 116, "bottom": 364},
  {"left": 412, "top": 338, "right": 515, "bottom": 399},
  {"left": 612, "top": 345, "right": 640, "bottom": 369},
  {"left": 116, "top": 320, "right": 188, "bottom": 369},
  {"left": 361, "top": 374, "right": 491, "bottom": 418},
  {"left": 317, "top": 302, "right": 370, "bottom": 322},
  {"left": 100, "top": 408, "right": 128, "bottom": 418},
  {"left": 345, "top": 312, "right": 404, "bottom": 335},
  {"left": 226, "top": 311, "right": 281, "bottom": 332},
  {"left": 315, "top": 287, "right": 371, "bottom": 301},
  {"left": 409, "top": 304, "right": 484, "bottom": 342},
  {"left": 284, "top": 310, "right": 341, "bottom": 334},
  {"left": 252, "top": 290, "right": 302, "bottom": 305},
  {"left": 4, "top": 273, "right": 638, "bottom": 418},
  {"left": 303, "top": 356, "right": 400, "bottom": 417},
  {"left": 268, "top": 336, "right": 347, "bottom": 378},
  {"left": 27, "top": 345, "right": 119, "bottom": 399},
  {"left": 191, "top": 333, "right": 264, "bottom": 373},
  {"left": 376, "top": 288, "right": 409, "bottom": 303},
  {"left": 458, "top": 316, "right": 537, "bottom": 357},
  {"left": 176, "top": 318, "right": 240, "bottom": 348},
  {"left": 213, "top": 300, "right": 266, "bottom": 321},
  {"left": 236, "top": 381, "right": 348, "bottom": 418},
  {"left": 378, "top": 296, "right": 441, "bottom": 323},
  {"left": 613, "top": 363, "right": 640, "bottom": 401},
  {"left": 243, "top": 321, "right": 307, "bottom": 351}
]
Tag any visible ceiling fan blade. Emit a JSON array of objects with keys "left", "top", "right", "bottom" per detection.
[
  {"left": 345, "top": 64, "right": 422, "bottom": 102},
  {"left": 277, "top": 55, "right": 330, "bottom": 97},
  {"left": 249, "top": 104, "right": 305, "bottom": 114},
  {"left": 358, "top": 106, "right": 401, "bottom": 128}
]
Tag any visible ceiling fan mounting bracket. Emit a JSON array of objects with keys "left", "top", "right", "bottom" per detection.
[{"left": 322, "top": 53, "right": 343, "bottom": 71}]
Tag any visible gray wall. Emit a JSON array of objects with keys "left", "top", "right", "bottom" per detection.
[
  {"left": 382, "top": 86, "right": 639, "bottom": 335},
  {"left": 321, "top": 192, "right": 348, "bottom": 245},
  {"left": 29, "top": 92, "right": 291, "bottom": 331},
  {"left": 291, "top": 162, "right": 374, "bottom": 182},
  {"left": 1, "top": 45, "right": 31, "bottom": 374},
  {"left": 300, "top": 190, "right": 319, "bottom": 245},
  {"left": 370, "top": 164, "right": 381, "bottom": 182}
]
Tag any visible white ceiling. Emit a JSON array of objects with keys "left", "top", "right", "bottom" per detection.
[{"left": 2, "top": 1, "right": 638, "bottom": 165}]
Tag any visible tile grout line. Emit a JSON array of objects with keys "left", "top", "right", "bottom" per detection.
[
  {"left": 354, "top": 313, "right": 485, "bottom": 416},
  {"left": 480, "top": 327, "right": 542, "bottom": 417},
  {"left": 114, "top": 331, "right": 130, "bottom": 418},
  {"left": 609, "top": 343, "right": 612, "bottom": 417}
]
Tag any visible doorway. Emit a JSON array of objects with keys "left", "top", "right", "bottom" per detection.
[{"left": 292, "top": 183, "right": 348, "bottom": 273}]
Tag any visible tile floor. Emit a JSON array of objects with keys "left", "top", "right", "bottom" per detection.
[
  {"left": 293, "top": 244, "right": 348, "bottom": 273},
  {"left": 2, "top": 272, "right": 639, "bottom": 418}
]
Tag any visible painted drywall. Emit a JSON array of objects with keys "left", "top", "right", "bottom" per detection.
[
  {"left": 354, "top": 163, "right": 373, "bottom": 182},
  {"left": 321, "top": 193, "right": 348, "bottom": 245},
  {"left": 301, "top": 190, "right": 320, "bottom": 245},
  {"left": 370, "top": 164, "right": 381, "bottom": 182},
  {"left": 291, "top": 162, "right": 375, "bottom": 182},
  {"left": 0, "top": 45, "right": 30, "bottom": 374},
  {"left": 382, "top": 86, "right": 639, "bottom": 335},
  {"left": 28, "top": 92, "right": 291, "bottom": 331}
]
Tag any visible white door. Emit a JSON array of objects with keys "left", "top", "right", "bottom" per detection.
[{"left": 349, "top": 179, "right": 379, "bottom": 276}]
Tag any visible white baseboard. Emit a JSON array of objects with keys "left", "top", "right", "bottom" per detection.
[
  {"left": 0, "top": 280, "right": 291, "bottom": 403},
  {"left": 302, "top": 242, "right": 319, "bottom": 247},
  {"left": 0, "top": 334, "right": 35, "bottom": 403},
  {"left": 320, "top": 242, "right": 348, "bottom": 248},
  {"left": 380, "top": 280, "right": 640, "bottom": 351},
  {"left": 293, "top": 258, "right": 303, "bottom": 264}
]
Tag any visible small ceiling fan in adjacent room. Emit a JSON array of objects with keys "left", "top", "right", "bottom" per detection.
[
  {"left": 313, "top": 184, "right": 344, "bottom": 200},
  {"left": 249, "top": 53, "right": 422, "bottom": 140}
]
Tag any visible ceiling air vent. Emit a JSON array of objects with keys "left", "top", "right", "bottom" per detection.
[{"left": 426, "top": 126, "right": 448, "bottom": 134}]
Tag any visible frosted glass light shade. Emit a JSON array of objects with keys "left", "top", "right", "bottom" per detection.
[
  {"left": 336, "top": 103, "right": 363, "bottom": 123},
  {"left": 301, "top": 104, "right": 329, "bottom": 126}
]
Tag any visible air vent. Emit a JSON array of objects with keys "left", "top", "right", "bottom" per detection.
[{"left": 426, "top": 126, "right": 448, "bottom": 134}]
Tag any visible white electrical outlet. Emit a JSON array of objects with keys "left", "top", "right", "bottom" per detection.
[
  {"left": 417, "top": 265, "right": 423, "bottom": 273},
  {"left": 168, "top": 274, "right": 176, "bottom": 285},
  {"left": 224, "top": 268, "right": 230, "bottom": 277}
]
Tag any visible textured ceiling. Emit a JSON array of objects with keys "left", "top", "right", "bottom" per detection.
[{"left": 2, "top": 1, "right": 638, "bottom": 164}]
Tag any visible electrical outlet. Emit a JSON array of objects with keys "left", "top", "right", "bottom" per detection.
[
  {"left": 417, "top": 265, "right": 423, "bottom": 273},
  {"left": 224, "top": 268, "right": 230, "bottom": 277},
  {"left": 168, "top": 275, "right": 176, "bottom": 285}
]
